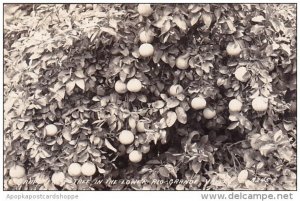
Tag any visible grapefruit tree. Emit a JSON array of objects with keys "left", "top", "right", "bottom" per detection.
[{"left": 3, "top": 3, "right": 296, "bottom": 191}]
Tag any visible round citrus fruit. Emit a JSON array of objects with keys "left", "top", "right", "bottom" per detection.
[
  {"left": 136, "top": 121, "right": 146, "bottom": 132},
  {"left": 115, "top": 80, "right": 127, "bottom": 94},
  {"left": 139, "top": 30, "right": 154, "bottom": 43},
  {"left": 129, "top": 150, "right": 143, "bottom": 163},
  {"left": 226, "top": 41, "right": 242, "bottom": 56},
  {"left": 9, "top": 165, "right": 25, "bottom": 178},
  {"left": 35, "top": 173, "right": 48, "bottom": 184},
  {"left": 169, "top": 84, "right": 184, "bottom": 96},
  {"left": 229, "top": 99, "right": 243, "bottom": 112},
  {"left": 7, "top": 179, "right": 16, "bottom": 187},
  {"left": 81, "top": 162, "right": 96, "bottom": 176},
  {"left": 252, "top": 96, "right": 268, "bottom": 112},
  {"left": 12, "top": 177, "right": 26, "bottom": 186},
  {"left": 191, "top": 97, "right": 207, "bottom": 110},
  {"left": 45, "top": 124, "right": 58, "bottom": 136},
  {"left": 68, "top": 163, "right": 82, "bottom": 177},
  {"left": 119, "top": 130, "right": 135, "bottom": 145},
  {"left": 176, "top": 56, "right": 189, "bottom": 69},
  {"left": 127, "top": 78, "right": 142, "bottom": 92},
  {"left": 203, "top": 108, "right": 216, "bottom": 119},
  {"left": 51, "top": 172, "right": 65, "bottom": 186},
  {"left": 137, "top": 4, "right": 153, "bottom": 17},
  {"left": 139, "top": 43, "right": 154, "bottom": 57},
  {"left": 234, "top": 67, "right": 250, "bottom": 82}
]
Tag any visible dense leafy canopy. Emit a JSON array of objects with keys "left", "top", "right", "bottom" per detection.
[{"left": 4, "top": 4, "right": 296, "bottom": 190}]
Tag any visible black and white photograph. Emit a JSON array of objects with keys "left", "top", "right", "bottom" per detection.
[{"left": 3, "top": 2, "right": 297, "bottom": 193}]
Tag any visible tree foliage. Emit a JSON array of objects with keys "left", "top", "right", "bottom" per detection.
[{"left": 4, "top": 4, "right": 296, "bottom": 190}]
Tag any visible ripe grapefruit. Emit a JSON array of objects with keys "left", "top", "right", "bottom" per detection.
[
  {"left": 119, "top": 130, "right": 135, "bottom": 145},
  {"left": 81, "top": 162, "right": 96, "bottom": 176},
  {"left": 9, "top": 165, "right": 26, "bottom": 178},
  {"left": 176, "top": 56, "right": 189, "bottom": 69},
  {"left": 7, "top": 179, "right": 16, "bottom": 187},
  {"left": 226, "top": 41, "right": 242, "bottom": 56},
  {"left": 139, "top": 43, "right": 154, "bottom": 57},
  {"left": 129, "top": 150, "right": 143, "bottom": 163},
  {"left": 51, "top": 172, "right": 65, "bottom": 186},
  {"left": 252, "top": 96, "right": 268, "bottom": 112},
  {"left": 137, "top": 4, "right": 153, "bottom": 17},
  {"left": 169, "top": 84, "right": 184, "bottom": 96},
  {"left": 139, "top": 30, "right": 154, "bottom": 43},
  {"left": 234, "top": 67, "right": 250, "bottom": 82},
  {"left": 136, "top": 121, "right": 147, "bottom": 132},
  {"left": 229, "top": 99, "right": 243, "bottom": 112},
  {"left": 45, "top": 124, "right": 58, "bottom": 136},
  {"left": 191, "top": 97, "right": 207, "bottom": 110},
  {"left": 203, "top": 108, "right": 216, "bottom": 119},
  {"left": 12, "top": 177, "right": 26, "bottom": 186},
  {"left": 68, "top": 163, "right": 82, "bottom": 177},
  {"left": 127, "top": 78, "right": 142, "bottom": 92},
  {"left": 115, "top": 80, "right": 127, "bottom": 94}
]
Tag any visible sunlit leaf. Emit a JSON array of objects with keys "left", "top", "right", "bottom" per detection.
[
  {"left": 175, "top": 107, "right": 187, "bottom": 124},
  {"left": 75, "top": 78, "right": 85, "bottom": 90},
  {"left": 166, "top": 98, "right": 180, "bottom": 108},
  {"left": 238, "top": 170, "right": 248, "bottom": 183},
  {"left": 173, "top": 15, "right": 187, "bottom": 31},
  {"left": 62, "top": 127, "right": 71, "bottom": 141},
  {"left": 251, "top": 15, "right": 265, "bottom": 22},
  {"left": 152, "top": 100, "right": 165, "bottom": 109},
  {"left": 104, "top": 139, "right": 117, "bottom": 152},
  {"left": 165, "top": 164, "right": 177, "bottom": 178},
  {"left": 191, "top": 159, "right": 201, "bottom": 174},
  {"left": 202, "top": 13, "right": 212, "bottom": 29},
  {"left": 159, "top": 167, "right": 169, "bottom": 177},
  {"left": 165, "top": 111, "right": 177, "bottom": 127},
  {"left": 259, "top": 143, "right": 276, "bottom": 156},
  {"left": 227, "top": 122, "right": 239, "bottom": 130},
  {"left": 100, "top": 27, "right": 117, "bottom": 36},
  {"left": 161, "top": 20, "right": 171, "bottom": 35},
  {"left": 74, "top": 70, "right": 85, "bottom": 78},
  {"left": 66, "top": 80, "right": 76, "bottom": 95}
]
